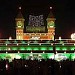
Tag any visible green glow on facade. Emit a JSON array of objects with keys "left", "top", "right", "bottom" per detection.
[
  {"left": 26, "top": 47, "right": 32, "bottom": 50},
  {"left": 70, "top": 47, "right": 75, "bottom": 50},
  {"left": 0, "top": 42, "right": 75, "bottom": 60},
  {"left": 21, "top": 41, "right": 25, "bottom": 44},
  {"left": 14, "top": 40, "right": 17, "bottom": 44},
  {"left": 33, "top": 47, "right": 39, "bottom": 50},
  {"left": 64, "top": 53, "right": 71, "bottom": 58},
  {"left": 0, "top": 46, "right": 75, "bottom": 51},
  {"left": 48, "top": 47, "right": 53, "bottom": 50},
  {"left": 62, "top": 47, "right": 67, "bottom": 50},
  {"left": 5, "top": 40, "right": 10, "bottom": 44},
  {"left": 56, "top": 47, "right": 60, "bottom": 50},
  {"left": 0, "top": 53, "right": 75, "bottom": 61},
  {"left": 40, "top": 47, "right": 47, "bottom": 50},
  {"left": 0, "top": 47, "right": 1, "bottom": 50},
  {"left": 12, "top": 47, "right": 17, "bottom": 50},
  {"left": 71, "top": 53, "right": 75, "bottom": 59},
  {"left": 47, "top": 53, "right": 54, "bottom": 58},
  {"left": 20, "top": 47, "right": 25, "bottom": 50},
  {"left": 0, "top": 47, "right": 6, "bottom": 50}
]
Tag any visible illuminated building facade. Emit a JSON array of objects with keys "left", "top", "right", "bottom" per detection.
[
  {"left": 15, "top": 7, "right": 55, "bottom": 40},
  {"left": 0, "top": 39, "right": 75, "bottom": 61},
  {"left": 0, "top": 7, "right": 75, "bottom": 61}
]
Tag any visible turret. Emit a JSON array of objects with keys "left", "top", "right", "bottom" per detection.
[
  {"left": 15, "top": 7, "right": 25, "bottom": 40},
  {"left": 46, "top": 7, "right": 56, "bottom": 40}
]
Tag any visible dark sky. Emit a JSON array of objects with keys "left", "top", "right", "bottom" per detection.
[{"left": 0, "top": 0, "right": 75, "bottom": 39}]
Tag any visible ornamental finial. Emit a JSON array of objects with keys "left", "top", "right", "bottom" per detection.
[
  {"left": 50, "top": 7, "right": 52, "bottom": 9},
  {"left": 19, "top": 7, "right": 21, "bottom": 10}
]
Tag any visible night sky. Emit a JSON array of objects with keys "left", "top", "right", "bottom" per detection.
[{"left": 0, "top": 0, "right": 75, "bottom": 39}]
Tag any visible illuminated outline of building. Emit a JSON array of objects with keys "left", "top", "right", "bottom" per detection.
[
  {"left": 15, "top": 7, "right": 55, "bottom": 40},
  {"left": 0, "top": 7, "right": 75, "bottom": 61}
]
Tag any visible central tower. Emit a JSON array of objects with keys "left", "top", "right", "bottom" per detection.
[{"left": 15, "top": 7, "right": 25, "bottom": 40}]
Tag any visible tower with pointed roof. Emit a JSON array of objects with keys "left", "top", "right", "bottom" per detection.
[
  {"left": 15, "top": 7, "right": 25, "bottom": 40},
  {"left": 46, "top": 7, "right": 56, "bottom": 40}
]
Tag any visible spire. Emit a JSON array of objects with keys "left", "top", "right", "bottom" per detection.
[
  {"left": 16, "top": 7, "right": 24, "bottom": 19},
  {"left": 47, "top": 7, "right": 54, "bottom": 18}
]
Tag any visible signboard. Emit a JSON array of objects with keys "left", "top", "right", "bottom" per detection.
[{"left": 26, "top": 26, "right": 45, "bottom": 32}]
